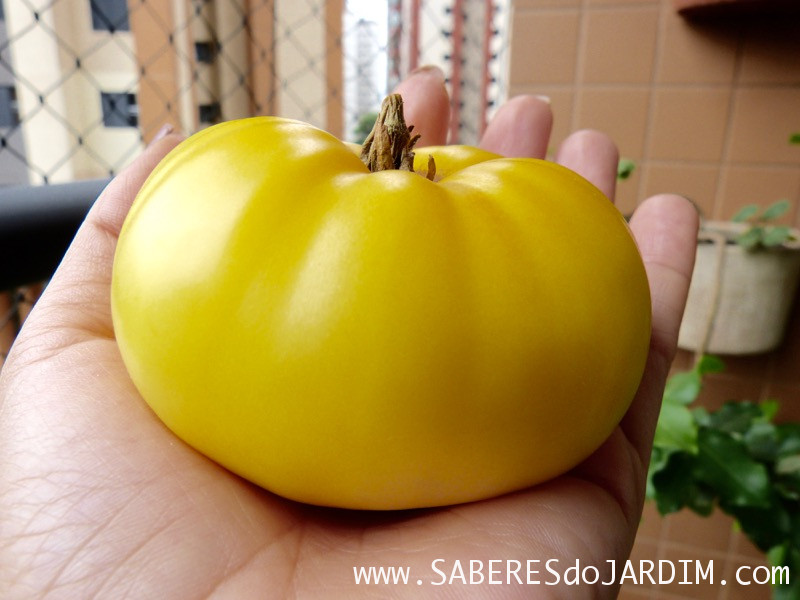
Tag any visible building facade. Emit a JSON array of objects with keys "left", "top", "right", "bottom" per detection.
[{"left": 0, "top": 0, "right": 344, "bottom": 185}]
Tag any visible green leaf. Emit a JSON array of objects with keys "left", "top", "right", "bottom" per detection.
[
  {"left": 761, "top": 199, "right": 791, "bottom": 222},
  {"left": 768, "top": 543, "right": 800, "bottom": 600},
  {"left": 777, "top": 423, "right": 800, "bottom": 457},
  {"left": 646, "top": 445, "right": 673, "bottom": 500},
  {"left": 664, "top": 370, "right": 702, "bottom": 405},
  {"left": 763, "top": 225, "right": 793, "bottom": 247},
  {"left": 617, "top": 158, "right": 636, "bottom": 180},
  {"left": 695, "top": 354, "right": 725, "bottom": 376},
  {"left": 695, "top": 428, "right": 771, "bottom": 508},
  {"left": 744, "top": 421, "right": 780, "bottom": 462},
  {"left": 651, "top": 452, "right": 703, "bottom": 514},
  {"left": 736, "top": 226, "right": 764, "bottom": 249},
  {"left": 706, "top": 401, "right": 763, "bottom": 435},
  {"left": 732, "top": 504, "right": 792, "bottom": 552},
  {"left": 791, "top": 132, "right": 800, "bottom": 145},
  {"left": 760, "top": 399, "right": 781, "bottom": 422},
  {"left": 654, "top": 400, "right": 698, "bottom": 452},
  {"left": 776, "top": 454, "right": 800, "bottom": 476},
  {"left": 731, "top": 204, "right": 759, "bottom": 223}
]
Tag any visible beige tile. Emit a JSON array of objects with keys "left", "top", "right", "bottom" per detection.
[
  {"left": 514, "top": 0, "right": 581, "bottom": 8},
  {"left": 663, "top": 510, "right": 734, "bottom": 554},
  {"left": 588, "top": 0, "right": 660, "bottom": 5},
  {"left": 723, "top": 557, "right": 773, "bottom": 600},
  {"left": 581, "top": 8, "right": 659, "bottom": 84},
  {"left": 739, "top": 21, "right": 800, "bottom": 85},
  {"left": 576, "top": 87, "right": 651, "bottom": 157},
  {"left": 658, "top": 545, "right": 724, "bottom": 599},
  {"left": 509, "top": 11, "right": 580, "bottom": 85},
  {"left": 697, "top": 373, "right": 766, "bottom": 412},
  {"left": 717, "top": 166, "right": 800, "bottom": 222},
  {"left": 657, "top": 11, "right": 738, "bottom": 84},
  {"left": 637, "top": 501, "right": 667, "bottom": 541},
  {"left": 642, "top": 162, "right": 719, "bottom": 218},
  {"left": 648, "top": 88, "right": 730, "bottom": 162},
  {"left": 765, "top": 383, "right": 800, "bottom": 423},
  {"left": 730, "top": 529, "right": 769, "bottom": 561},
  {"left": 627, "top": 538, "right": 660, "bottom": 590},
  {"left": 718, "top": 353, "right": 774, "bottom": 384},
  {"left": 727, "top": 88, "right": 800, "bottom": 165}
]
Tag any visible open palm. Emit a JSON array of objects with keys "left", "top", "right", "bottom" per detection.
[{"left": 1, "top": 68, "right": 698, "bottom": 599}]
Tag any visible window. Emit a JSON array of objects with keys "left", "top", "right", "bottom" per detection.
[
  {"left": 0, "top": 85, "right": 19, "bottom": 128},
  {"left": 199, "top": 102, "right": 221, "bottom": 124},
  {"left": 101, "top": 92, "right": 138, "bottom": 127},
  {"left": 90, "top": 0, "right": 130, "bottom": 32}
]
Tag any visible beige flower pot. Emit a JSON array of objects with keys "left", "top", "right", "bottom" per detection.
[{"left": 678, "top": 221, "right": 800, "bottom": 355}]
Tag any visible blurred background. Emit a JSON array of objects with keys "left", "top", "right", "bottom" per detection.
[{"left": 0, "top": 1, "right": 799, "bottom": 598}]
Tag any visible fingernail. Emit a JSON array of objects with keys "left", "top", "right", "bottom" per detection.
[
  {"left": 410, "top": 64, "right": 445, "bottom": 81},
  {"left": 152, "top": 123, "right": 174, "bottom": 142},
  {"left": 534, "top": 94, "right": 551, "bottom": 105}
]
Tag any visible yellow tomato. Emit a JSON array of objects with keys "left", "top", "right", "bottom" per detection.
[{"left": 111, "top": 115, "right": 651, "bottom": 510}]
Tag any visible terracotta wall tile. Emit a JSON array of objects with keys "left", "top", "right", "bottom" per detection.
[
  {"left": 616, "top": 169, "right": 641, "bottom": 215},
  {"left": 626, "top": 538, "right": 660, "bottom": 590},
  {"left": 738, "top": 21, "right": 800, "bottom": 85},
  {"left": 505, "top": 6, "right": 800, "bottom": 596},
  {"left": 513, "top": 0, "right": 581, "bottom": 8},
  {"left": 697, "top": 373, "right": 766, "bottom": 411},
  {"left": 576, "top": 87, "right": 651, "bottom": 157},
  {"left": 727, "top": 88, "right": 800, "bottom": 165},
  {"left": 638, "top": 501, "right": 667, "bottom": 539},
  {"left": 764, "top": 383, "right": 800, "bottom": 422},
  {"left": 657, "top": 546, "right": 724, "bottom": 599},
  {"left": 717, "top": 165, "right": 800, "bottom": 220},
  {"left": 657, "top": 14, "right": 738, "bottom": 84},
  {"left": 648, "top": 88, "right": 730, "bottom": 162},
  {"left": 587, "top": 0, "right": 660, "bottom": 5},
  {"left": 723, "top": 559, "right": 773, "bottom": 600},
  {"left": 509, "top": 10, "right": 580, "bottom": 85},
  {"left": 663, "top": 510, "right": 735, "bottom": 555},
  {"left": 642, "top": 163, "right": 719, "bottom": 217},
  {"left": 581, "top": 8, "right": 660, "bottom": 84}
]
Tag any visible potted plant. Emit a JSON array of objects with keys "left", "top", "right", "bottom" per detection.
[
  {"left": 677, "top": 200, "right": 800, "bottom": 355},
  {"left": 648, "top": 355, "right": 800, "bottom": 599}
]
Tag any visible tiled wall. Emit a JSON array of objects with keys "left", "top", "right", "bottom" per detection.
[{"left": 508, "top": 2, "right": 799, "bottom": 599}]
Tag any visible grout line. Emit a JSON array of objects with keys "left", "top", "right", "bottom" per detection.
[
  {"left": 636, "top": 0, "right": 667, "bottom": 207},
  {"left": 569, "top": 0, "right": 590, "bottom": 137},
  {"left": 712, "top": 21, "right": 746, "bottom": 220}
]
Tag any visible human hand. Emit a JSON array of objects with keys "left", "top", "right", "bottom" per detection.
[{"left": 0, "top": 66, "right": 698, "bottom": 598}]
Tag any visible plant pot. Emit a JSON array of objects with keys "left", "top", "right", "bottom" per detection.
[{"left": 678, "top": 221, "right": 800, "bottom": 355}]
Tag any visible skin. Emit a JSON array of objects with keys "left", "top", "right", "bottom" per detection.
[{"left": 0, "top": 66, "right": 698, "bottom": 599}]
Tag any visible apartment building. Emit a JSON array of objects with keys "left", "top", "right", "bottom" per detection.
[{"left": 0, "top": 0, "right": 343, "bottom": 185}]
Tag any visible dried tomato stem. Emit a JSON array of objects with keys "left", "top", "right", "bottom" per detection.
[{"left": 360, "top": 94, "right": 435, "bottom": 179}]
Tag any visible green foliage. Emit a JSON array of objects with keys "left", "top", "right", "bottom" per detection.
[
  {"left": 617, "top": 158, "right": 636, "bottom": 181},
  {"left": 648, "top": 357, "right": 800, "bottom": 599},
  {"left": 731, "top": 200, "right": 794, "bottom": 250},
  {"left": 790, "top": 133, "right": 800, "bottom": 145},
  {"left": 352, "top": 111, "right": 379, "bottom": 145}
]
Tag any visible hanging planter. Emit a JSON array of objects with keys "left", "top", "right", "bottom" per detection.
[{"left": 678, "top": 203, "right": 800, "bottom": 355}]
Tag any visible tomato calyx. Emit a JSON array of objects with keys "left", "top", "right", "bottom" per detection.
[{"left": 360, "top": 94, "right": 436, "bottom": 180}]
